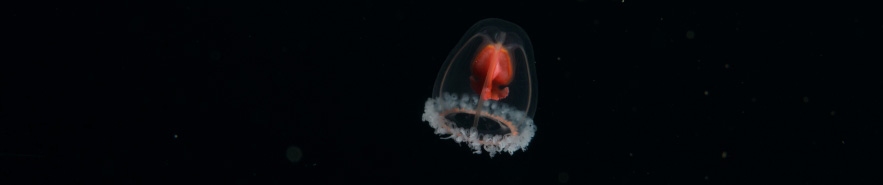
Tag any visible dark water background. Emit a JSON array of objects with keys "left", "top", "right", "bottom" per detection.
[{"left": 3, "top": 0, "right": 881, "bottom": 184}]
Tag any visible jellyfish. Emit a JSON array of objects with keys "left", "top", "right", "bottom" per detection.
[{"left": 422, "top": 18, "right": 538, "bottom": 158}]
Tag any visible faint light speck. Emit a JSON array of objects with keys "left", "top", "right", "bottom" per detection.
[
  {"left": 286, "top": 145, "right": 304, "bottom": 164},
  {"left": 558, "top": 172, "right": 570, "bottom": 183},
  {"left": 210, "top": 50, "right": 221, "bottom": 61}
]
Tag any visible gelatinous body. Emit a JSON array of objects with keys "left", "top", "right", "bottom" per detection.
[{"left": 422, "top": 18, "right": 538, "bottom": 157}]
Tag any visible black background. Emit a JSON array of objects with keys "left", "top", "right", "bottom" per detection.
[{"left": 3, "top": 0, "right": 881, "bottom": 184}]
